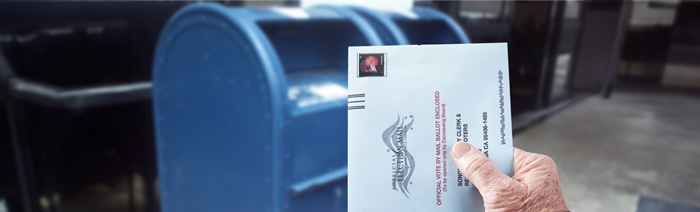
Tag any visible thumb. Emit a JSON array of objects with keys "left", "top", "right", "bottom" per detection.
[{"left": 452, "top": 142, "right": 512, "bottom": 193}]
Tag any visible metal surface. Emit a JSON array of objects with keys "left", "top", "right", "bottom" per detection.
[
  {"left": 346, "top": 6, "right": 470, "bottom": 45},
  {"left": 5, "top": 99, "right": 36, "bottom": 212},
  {"left": 0, "top": 3, "right": 182, "bottom": 211},
  {"left": 2, "top": 47, "right": 37, "bottom": 212},
  {"left": 290, "top": 167, "right": 347, "bottom": 197},
  {"left": 603, "top": 1, "right": 632, "bottom": 98},
  {"left": 569, "top": 0, "right": 631, "bottom": 92},
  {"left": 1, "top": 41, "right": 151, "bottom": 109},
  {"left": 152, "top": 3, "right": 468, "bottom": 211},
  {"left": 536, "top": 1, "right": 565, "bottom": 109},
  {"left": 6, "top": 78, "right": 151, "bottom": 109},
  {"left": 1, "top": 63, "right": 150, "bottom": 109}
]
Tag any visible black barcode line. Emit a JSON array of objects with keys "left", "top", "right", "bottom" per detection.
[
  {"left": 348, "top": 93, "right": 365, "bottom": 98},
  {"left": 348, "top": 106, "right": 365, "bottom": 110},
  {"left": 348, "top": 100, "right": 365, "bottom": 103}
]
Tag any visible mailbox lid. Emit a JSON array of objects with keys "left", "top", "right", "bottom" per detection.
[{"left": 349, "top": 6, "right": 470, "bottom": 45}]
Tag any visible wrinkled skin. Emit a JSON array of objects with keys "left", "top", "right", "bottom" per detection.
[{"left": 452, "top": 142, "right": 569, "bottom": 212}]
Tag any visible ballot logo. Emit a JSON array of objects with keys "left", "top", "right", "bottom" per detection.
[
  {"left": 382, "top": 114, "right": 415, "bottom": 198},
  {"left": 358, "top": 53, "right": 386, "bottom": 77}
]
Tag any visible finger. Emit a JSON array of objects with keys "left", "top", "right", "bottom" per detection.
[
  {"left": 452, "top": 142, "right": 512, "bottom": 191},
  {"left": 514, "top": 147, "right": 526, "bottom": 157},
  {"left": 513, "top": 147, "right": 528, "bottom": 173},
  {"left": 513, "top": 147, "right": 559, "bottom": 177}
]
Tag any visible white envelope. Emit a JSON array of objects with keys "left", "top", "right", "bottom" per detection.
[{"left": 348, "top": 43, "right": 514, "bottom": 211}]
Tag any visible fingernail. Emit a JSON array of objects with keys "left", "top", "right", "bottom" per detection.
[{"left": 452, "top": 142, "right": 471, "bottom": 159}]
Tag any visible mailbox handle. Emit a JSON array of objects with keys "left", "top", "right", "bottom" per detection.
[{"left": 290, "top": 166, "right": 348, "bottom": 197}]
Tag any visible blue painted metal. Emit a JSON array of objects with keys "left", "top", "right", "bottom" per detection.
[
  {"left": 347, "top": 6, "right": 470, "bottom": 45},
  {"left": 152, "top": 3, "right": 466, "bottom": 211},
  {"left": 290, "top": 167, "right": 348, "bottom": 197},
  {"left": 152, "top": 3, "right": 378, "bottom": 212}
]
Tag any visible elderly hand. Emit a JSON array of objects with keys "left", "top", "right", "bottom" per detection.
[{"left": 451, "top": 142, "right": 569, "bottom": 212}]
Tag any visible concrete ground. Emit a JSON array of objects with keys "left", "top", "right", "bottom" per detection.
[{"left": 514, "top": 88, "right": 700, "bottom": 212}]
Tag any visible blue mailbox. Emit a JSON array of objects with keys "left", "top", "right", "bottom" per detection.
[
  {"left": 152, "top": 3, "right": 380, "bottom": 212},
  {"left": 152, "top": 3, "right": 467, "bottom": 212},
  {"left": 348, "top": 6, "right": 470, "bottom": 45}
]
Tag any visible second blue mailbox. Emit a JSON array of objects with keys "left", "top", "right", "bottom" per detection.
[
  {"left": 152, "top": 3, "right": 468, "bottom": 212},
  {"left": 348, "top": 6, "right": 470, "bottom": 45}
]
